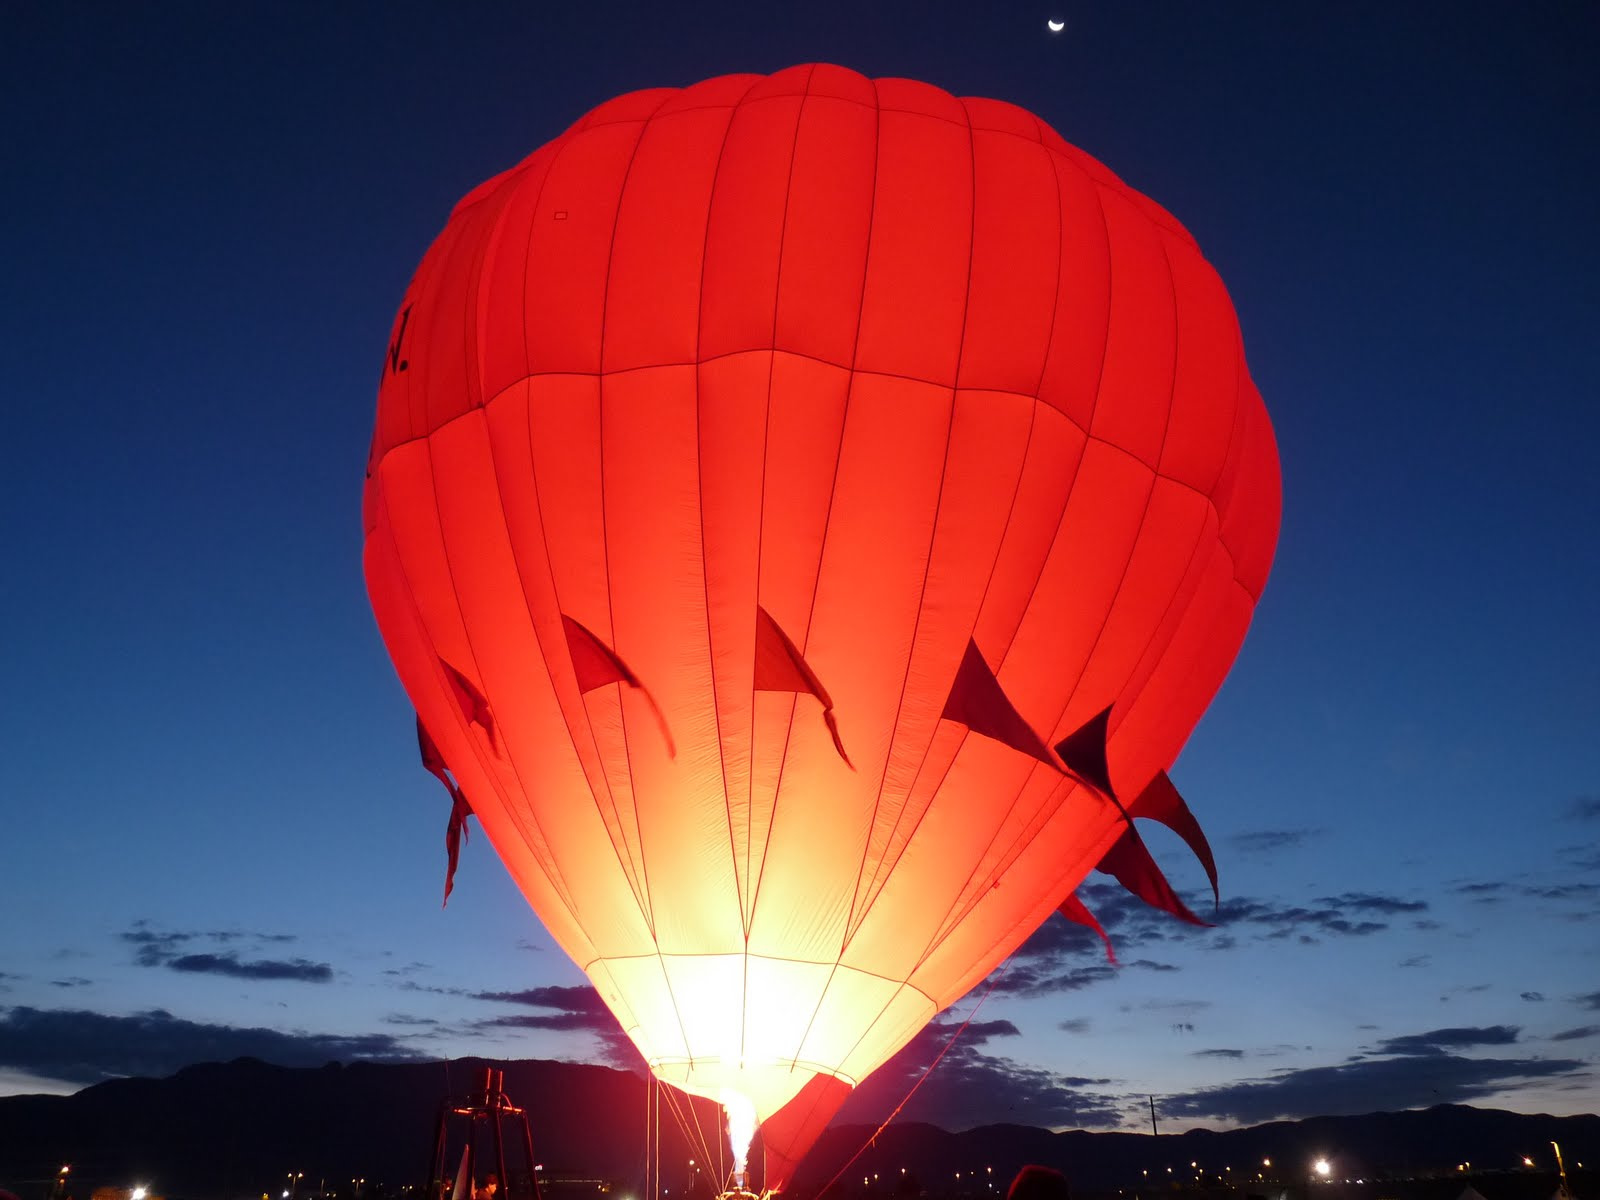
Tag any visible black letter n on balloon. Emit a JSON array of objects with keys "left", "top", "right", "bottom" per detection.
[{"left": 387, "top": 305, "right": 412, "bottom": 375}]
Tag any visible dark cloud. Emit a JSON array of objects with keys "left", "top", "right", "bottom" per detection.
[
  {"left": 1229, "top": 829, "right": 1324, "bottom": 855},
  {"left": 472, "top": 985, "right": 601, "bottom": 1009},
  {"left": 981, "top": 883, "right": 1429, "bottom": 998},
  {"left": 836, "top": 1016, "right": 1122, "bottom": 1131},
  {"left": 995, "top": 947, "right": 1175, "bottom": 997},
  {"left": 50, "top": 978, "right": 93, "bottom": 988},
  {"left": 1322, "top": 893, "right": 1429, "bottom": 915},
  {"left": 1399, "top": 955, "right": 1430, "bottom": 968},
  {"left": 1213, "top": 892, "right": 1424, "bottom": 943},
  {"left": 1521, "top": 992, "right": 1545, "bottom": 1002},
  {"left": 0, "top": 1005, "right": 417, "bottom": 1085},
  {"left": 1549, "top": 1026, "right": 1598, "bottom": 1042},
  {"left": 469, "top": 984, "right": 636, "bottom": 1065},
  {"left": 1578, "top": 992, "right": 1600, "bottom": 1010},
  {"left": 1058, "top": 1018, "right": 1091, "bottom": 1034},
  {"left": 122, "top": 925, "right": 328, "bottom": 983},
  {"left": 1564, "top": 795, "right": 1600, "bottom": 821},
  {"left": 1525, "top": 882, "right": 1600, "bottom": 902},
  {"left": 1454, "top": 881, "right": 1506, "bottom": 899},
  {"left": 166, "top": 954, "right": 332, "bottom": 982},
  {"left": 1193, "top": 1048, "right": 1245, "bottom": 1059},
  {"left": 1376, "top": 1026, "right": 1518, "bottom": 1055},
  {"left": 382, "top": 1014, "right": 441, "bottom": 1027},
  {"left": 1160, "top": 1039, "right": 1588, "bottom": 1125}
]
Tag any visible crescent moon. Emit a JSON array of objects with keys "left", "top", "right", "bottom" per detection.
[{"left": 1047, "top": 18, "right": 1065, "bottom": 32}]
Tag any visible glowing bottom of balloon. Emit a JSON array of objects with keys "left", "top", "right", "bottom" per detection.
[{"left": 594, "top": 952, "right": 939, "bottom": 1133}]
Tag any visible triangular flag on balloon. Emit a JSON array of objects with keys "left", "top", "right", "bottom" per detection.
[
  {"left": 562, "top": 614, "right": 676, "bottom": 756},
  {"left": 754, "top": 605, "right": 853, "bottom": 769},
  {"left": 1096, "top": 824, "right": 1210, "bottom": 926},
  {"left": 440, "top": 659, "right": 497, "bottom": 753},
  {"left": 1128, "top": 769, "right": 1218, "bottom": 908},
  {"left": 1058, "top": 890, "right": 1117, "bottom": 964},
  {"left": 1053, "top": 704, "right": 1116, "bottom": 798},
  {"left": 418, "top": 715, "right": 473, "bottom": 906},
  {"left": 940, "top": 639, "right": 1063, "bottom": 770}
]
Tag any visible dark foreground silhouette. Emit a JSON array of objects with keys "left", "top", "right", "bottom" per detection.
[{"left": 0, "top": 1058, "right": 1593, "bottom": 1200}]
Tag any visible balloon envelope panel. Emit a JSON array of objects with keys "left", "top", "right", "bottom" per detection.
[{"left": 364, "top": 62, "right": 1279, "bottom": 1177}]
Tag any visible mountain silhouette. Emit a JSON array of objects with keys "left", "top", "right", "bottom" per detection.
[{"left": 1, "top": 1059, "right": 1593, "bottom": 1200}]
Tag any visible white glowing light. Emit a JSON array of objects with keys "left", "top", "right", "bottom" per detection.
[
  {"left": 721, "top": 1088, "right": 758, "bottom": 1186},
  {"left": 1047, "top": 18, "right": 1066, "bottom": 33},
  {"left": 1314, "top": 1161, "right": 1330, "bottom": 1178},
  {"left": 132, "top": 1188, "right": 149, "bottom": 1200}
]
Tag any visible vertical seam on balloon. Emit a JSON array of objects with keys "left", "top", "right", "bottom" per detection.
[
  {"left": 1049, "top": 228, "right": 1188, "bottom": 751},
  {"left": 977, "top": 152, "right": 1107, "bottom": 679},
  {"left": 512, "top": 135, "right": 658, "bottom": 933},
  {"left": 741, "top": 68, "right": 816, "bottom": 945},
  {"left": 507, "top": 132, "right": 653, "bottom": 911},
  {"left": 406, "top": 220, "right": 462, "bottom": 443},
  {"left": 509, "top": 140, "right": 565, "bottom": 384},
  {"left": 374, "top": 458, "right": 592, "bottom": 943},
  {"left": 906, "top": 130, "right": 1070, "bottom": 926},
  {"left": 1028, "top": 113, "right": 1068, "bottom": 401},
  {"left": 762, "top": 71, "right": 881, "bottom": 1076},
  {"left": 592, "top": 91, "right": 700, "bottom": 1069},
  {"left": 847, "top": 124, "right": 1065, "bottom": 951},
  {"left": 418, "top": 429, "right": 586, "bottom": 907},
  {"left": 740, "top": 86, "right": 817, "bottom": 1035},
  {"left": 1081, "top": 251, "right": 1254, "bottom": 780},
  {"left": 1031, "top": 205, "right": 1185, "bottom": 802},
  {"left": 482, "top": 388, "right": 655, "bottom": 923},
  {"left": 685, "top": 77, "right": 768, "bottom": 1080},
  {"left": 902, "top": 149, "right": 1107, "bottom": 965},
  {"left": 688, "top": 75, "right": 770, "bottom": 953},
  {"left": 1122, "top": 325, "right": 1253, "bottom": 760},
  {"left": 841, "top": 97, "right": 978, "bottom": 948},
  {"left": 856, "top": 403, "right": 1044, "bottom": 965}
]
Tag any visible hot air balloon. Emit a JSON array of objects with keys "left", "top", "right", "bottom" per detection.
[{"left": 364, "top": 63, "right": 1279, "bottom": 1189}]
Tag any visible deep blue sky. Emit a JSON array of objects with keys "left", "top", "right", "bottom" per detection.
[{"left": 3, "top": 0, "right": 1597, "bottom": 1139}]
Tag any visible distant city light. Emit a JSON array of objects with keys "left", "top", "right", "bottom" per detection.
[{"left": 132, "top": 1188, "right": 149, "bottom": 1200}]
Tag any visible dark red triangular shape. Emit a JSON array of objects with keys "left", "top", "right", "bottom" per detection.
[
  {"left": 1096, "top": 825, "right": 1210, "bottom": 926},
  {"left": 754, "top": 606, "right": 853, "bottom": 769},
  {"left": 1129, "top": 769, "right": 1218, "bottom": 908},
  {"left": 439, "top": 659, "right": 497, "bottom": 753},
  {"left": 1054, "top": 704, "right": 1115, "bottom": 798},
  {"left": 418, "top": 715, "right": 472, "bottom": 906},
  {"left": 562, "top": 614, "right": 676, "bottom": 756},
  {"left": 940, "top": 639, "right": 1062, "bottom": 771},
  {"left": 1058, "top": 890, "right": 1117, "bottom": 964}
]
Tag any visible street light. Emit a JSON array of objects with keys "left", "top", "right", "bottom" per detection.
[{"left": 1314, "top": 1161, "right": 1330, "bottom": 1179}]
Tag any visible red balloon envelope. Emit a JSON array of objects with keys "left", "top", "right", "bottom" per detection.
[{"left": 364, "top": 64, "right": 1280, "bottom": 1186}]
